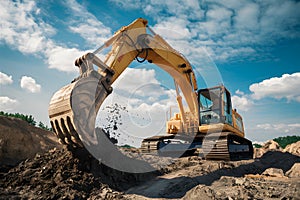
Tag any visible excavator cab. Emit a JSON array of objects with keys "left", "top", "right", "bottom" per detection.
[
  {"left": 198, "top": 85, "right": 245, "bottom": 138},
  {"left": 196, "top": 85, "right": 253, "bottom": 160},
  {"left": 198, "top": 86, "right": 233, "bottom": 126}
]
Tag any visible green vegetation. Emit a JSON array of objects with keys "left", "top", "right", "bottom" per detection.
[
  {"left": 38, "top": 121, "right": 52, "bottom": 131},
  {"left": 273, "top": 135, "right": 300, "bottom": 149},
  {"left": 0, "top": 111, "right": 36, "bottom": 126},
  {"left": 0, "top": 111, "right": 52, "bottom": 131},
  {"left": 253, "top": 143, "right": 262, "bottom": 148},
  {"left": 253, "top": 135, "right": 300, "bottom": 149}
]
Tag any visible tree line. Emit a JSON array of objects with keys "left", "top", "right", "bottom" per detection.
[
  {"left": 273, "top": 135, "right": 300, "bottom": 148},
  {"left": 253, "top": 135, "right": 300, "bottom": 149},
  {"left": 0, "top": 111, "right": 52, "bottom": 131}
]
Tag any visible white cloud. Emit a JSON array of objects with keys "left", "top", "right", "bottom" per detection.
[
  {"left": 153, "top": 17, "right": 191, "bottom": 40},
  {"left": 233, "top": 72, "right": 300, "bottom": 111},
  {"left": 249, "top": 73, "right": 300, "bottom": 102},
  {"left": 0, "top": 96, "right": 18, "bottom": 111},
  {"left": 67, "top": 0, "right": 112, "bottom": 47},
  {"left": 259, "top": 0, "right": 300, "bottom": 39},
  {"left": 256, "top": 123, "right": 300, "bottom": 134},
  {"left": 0, "top": 1, "right": 75, "bottom": 72},
  {"left": 234, "top": 3, "right": 259, "bottom": 30},
  {"left": 109, "top": 0, "right": 142, "bottom": 10},
  {"left": 111, "top": 0, "right": 300, "bottom": 63},
  {"left": 110, "top": 67, "right": 178, "bottom": 111},
  {"left": 117, "top": 68, "right": 179, "bottom": 105},
  {"left": 45, "top": 45, "right": 84, "bottom": 73},
  {"left": 69, "top": 21, "right": 110, "bottom": 46},
  {"left": 235, "top": 89, "right": 244, "bottom": 96},
  {"left": 232, "top": 94, "right": 253, "bottom": 112},
  {"left": 207, "top": 6, "right": 232, "bottom": 22},
  {"left": 0, "top": 0, "right": 109, "bottom": 73},
  {"left": 0, "top": 72, "right": 13, "bottom": 85},
  {"left": 97, "top": 67, "right": 178, "bottom": 146},
  {"left": 0, "top": 1, "right": 54, "bottom": 54},
  {"left": 113, "top": 68, "right": 159, "bottom": 92},
  {"left": 3, "top": 0, "right": 299, "bottom": 75},
  {"left": 20, "top": 76, "right": 41, "bottom": 93}
]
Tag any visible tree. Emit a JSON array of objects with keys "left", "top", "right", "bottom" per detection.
[{"left": 38, "top": 121, "right": 52, "bottom": 131}]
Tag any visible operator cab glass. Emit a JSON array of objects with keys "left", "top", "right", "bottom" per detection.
[
  {"left": 198, "top": 86, "right": 233, "bottom": 126},
  {"left": 223, "top": 88, "right": 233, "bottom": 125},
  {"left": 235, "top": 114, "right": 243, "bottom": 132}
]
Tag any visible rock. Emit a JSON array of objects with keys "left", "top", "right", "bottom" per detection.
[
  {"left": 253, "top": 148, "right": 266, "bottom": 158},
  {"left": 284, "top": 141, "right": 300, "bottom": 156},
  {"left": 262, "top": 168, "right": 285, "bottom": 177},
  {"left": 234, "top": 177, "right": 246, "bottom": 185},
  {"left": 285, "top": 163, "right": 300, "bottom": 178},
  {"left": 254, "top": 140, "right": 282, "bottom": 158},
  {"left": 263, "top": 140, "right": 282, "bottom": 151},
  {"left": 182, "top": 185, "right": 213, "bottom": 200}
]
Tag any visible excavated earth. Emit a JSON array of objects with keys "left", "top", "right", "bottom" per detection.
[{"left": 0, "top": 116, "right": 300, "bottom": 199}]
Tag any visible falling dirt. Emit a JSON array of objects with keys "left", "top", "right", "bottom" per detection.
[{"left": 0, "top": 116, "right": 299, "bottom": 199}]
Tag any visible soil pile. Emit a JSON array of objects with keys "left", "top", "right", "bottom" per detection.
[
  {"left": 284, "top": 141, "right": 300, "bottom": 156},
  {"left": 1, "top": 147, "right": 106, "bottom": 199},
  {"left": 253, "top": 140, "right": 282, "bottom": 158},
  {"left": 0, "top": 116, "right": 59, "bottom": 170},
  {"left": 286, "top": 163, "right": 300, "bottom": 178}
]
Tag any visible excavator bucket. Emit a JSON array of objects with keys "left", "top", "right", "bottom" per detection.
[{"left": 48, "top": 54, "right": 114, "bottom": 148}]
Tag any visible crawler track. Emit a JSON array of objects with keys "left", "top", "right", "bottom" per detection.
[
  {"left": 141, "top": 132, "right": 253, "bottom": 160},
  {"left": 203, "top": 132, "right": 253, "bottom": 161}
]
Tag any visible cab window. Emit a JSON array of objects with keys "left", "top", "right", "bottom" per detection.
[
  {"left": 223, "top": 90, "right": 233, "bottom": 125},
  {"left": 235, "top": 115, "right": 244, "bottom": 132},
  {"left": 199, "top": 88, "right": 221, "bottom": 124}
]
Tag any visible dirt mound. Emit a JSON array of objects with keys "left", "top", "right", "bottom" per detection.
[
  {"left": 286, "top": 163, "right": 300, "bottom": 178},
  {"left": 263, "top": 140, "right": 282, "bottom": 150},
  {"left": 284, "top": 141, "right": 300, "bottom": 156},
  {"left": 253, "top": 140, "right": 282, "bottom": 158},
  {"left": 0, "top": 147, "right": 108, "bottom": 199},
  {"left": 0, "top": 146, "right": 160, "bottom": 199},
  {"left": 0, "top": 116, "right": 59, "bottom": 170}
]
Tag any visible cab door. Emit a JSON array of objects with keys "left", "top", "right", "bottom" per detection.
[
  {"left": 198, "top": 87, "right": 222, "bottom": 125},
  {"left": 222, "top": 88, "right": 233, "bottom": 126}
]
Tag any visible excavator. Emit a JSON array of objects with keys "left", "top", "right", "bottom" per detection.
[{"left": 48, "top": 18, "right": 253, "bottom": 161}]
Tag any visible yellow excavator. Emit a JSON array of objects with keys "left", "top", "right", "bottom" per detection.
[{"left": 49, "top": 18, "right": 253, "bottom": 161}]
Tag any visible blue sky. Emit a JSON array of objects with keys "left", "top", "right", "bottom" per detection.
[{"left": 0, "top": 0, "right": 299, "bottom": 145}]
